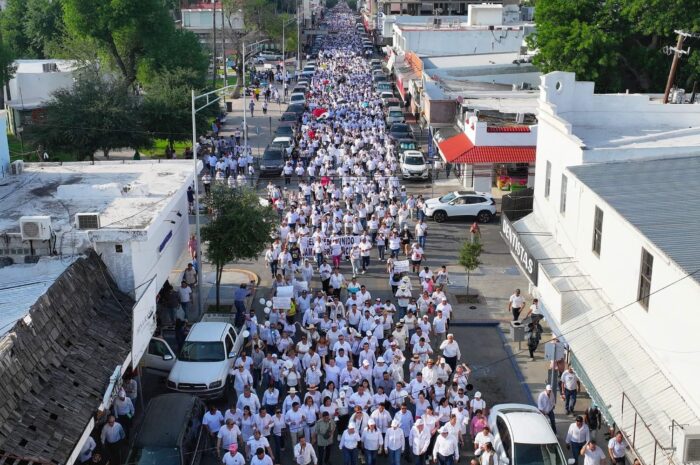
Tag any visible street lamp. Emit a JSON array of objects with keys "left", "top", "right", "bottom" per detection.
[{"left": 190, "top": 83, "right": 237, "bottom": 315}]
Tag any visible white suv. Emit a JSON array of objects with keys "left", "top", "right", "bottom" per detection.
[
  {"left": 488, "top": 404, "right": 571, "bottom": 465},
  {"left": 400, "top": 150, "right": 431, "bottom": 180},
  {"left": 424, "top": 190, "right": 496, "bottom": 223}
]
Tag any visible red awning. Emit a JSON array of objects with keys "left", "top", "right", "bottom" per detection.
[{"left": 437, "top": 132, "right": 536, "bottom": 164}]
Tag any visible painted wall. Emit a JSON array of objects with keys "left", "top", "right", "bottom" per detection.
[
  {"left": 465, "top": 116, "right": 537, "bottom": 146},
  {"left": 7, "top": 71, "right": 76, "bottom": 109},
  {"left": 393, "top": 26, "right": 525, "bottom": 56},
  {"left": 467, "top": 4, "right": 503, "bottom": 26}
]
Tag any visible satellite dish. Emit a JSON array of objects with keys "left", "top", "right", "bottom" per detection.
[{"left": 259, "top": 298, "right": 266, "bottom": 305}]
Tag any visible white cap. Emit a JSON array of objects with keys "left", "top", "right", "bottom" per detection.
[
  {"left": 440, "top": 426, "right": 448, "bottom": 434},
  {"left": 475, "top": 391, "right": 482, "bottom": 398},
  {"left": 368, "top": 419, "right": 375, "bottom": 426},
  {"left": 415, "top": 419, "right": 424, "bottom": 426},
  {"left": 391, "top": 419, "right": 399, "bottom": 427},
  {"left": 339, "top": 391, "right": 346, "bottom": 398},
  {"left": 545, "top": 384, "right": 552, "bottom": 391},
  {"left": 348, "top": 423, "right": 356, "bottom": 429},
  {"left": 377, "top": 357, "right": 385, "bottom": 363},
  {"left": 362, "top": 360, "right": 370, "bottom": 366}
]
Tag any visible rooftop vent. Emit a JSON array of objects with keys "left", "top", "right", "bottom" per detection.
[{"left": 75, "top": 213, "right": 101, "bottom": 230}]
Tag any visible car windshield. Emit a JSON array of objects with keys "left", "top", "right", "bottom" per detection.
[
  {"left": 400, "top": 142, "right": 416, "bottom": 150},
  {"left": 131, "top": 447, "right": 180, "bottom": 465},
  {"left": 405, "top": 156, "right": 424, "bottom": 165},
  {"left": 392, "top": 125, "right": 408, "bottom": 132},
  {"left": 513, "top": 443, "right": 567, "bottom": 465},
  {"left": 438, "top": 193, "right": 457, "bottom": 203},
  {"left": 179, "top": 341, "right": 225, "bottom": 362},
  {"left": 263, "top": 150, "right": 284, "bottom": 160}
]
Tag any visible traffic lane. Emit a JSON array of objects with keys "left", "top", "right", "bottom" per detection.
[{"left": 449, "top": 323, "right": 532, "bottom": 407}]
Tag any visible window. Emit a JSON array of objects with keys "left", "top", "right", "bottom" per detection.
[
  {"left": 560, "top": 175, "right": 568, "bottom": 215},
  {"left": 225, "top": 335, "right": 234, "bottom": 358},
  {"left": 638, "top": 249, "right": 653, "bottom": 310},
  {"left": 592, "top": 207, "right": 603, "bottom": 256},
  {"left": 496, "top": 417, "right": 512, "bottom": 461},
  {"left": 544, "top": 161, "right": 552, "bottom": 198},
  {"left": 115, "top": 244, "right": 123, "bottom": 253}
]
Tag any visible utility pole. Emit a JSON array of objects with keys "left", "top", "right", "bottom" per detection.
[
  {"left": 221, "top": 2, "right": 228, "bottom": 108},
  {"left": 662, "top": 30, "right": 700, "bottom": 104},
  {"left": 212, "top": 0, "right": 218, "bottom": 87},
  {"left": 297, "top": 0, "right": 302, "bottom": 71}
]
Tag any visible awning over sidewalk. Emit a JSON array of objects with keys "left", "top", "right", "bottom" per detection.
[
  {"left": 437, "top": 132, "right": 536, "bottom": 164},
  {"left": 511, "top": 214, "right": 700, "bottom": 465}
]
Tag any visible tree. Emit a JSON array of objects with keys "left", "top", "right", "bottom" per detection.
[
  {"left": 141, "top": 68, "right": 219, "bottom": 152},
  {"left": 458, "top": 242, "right": 482, "bottom": 296},
  {"left": 201, "top": 186, "right": 277, "bottom": 309},
  {"left": 528, "top": 0, "right": 700, "bottom": 93},
  {"left": 23, "top": 0, "right": 66, "bottom": 58},
  {"left": 0, "top": 0, "right": 32, "bottom": 58},
  {"left": 62, "top": 0, "right": 175, "bottom": 86},
  {"left": 0, "top": 34, "right": 16, "bottom": 109},
  {"left": 30, "top": 72, "right": 150, "bottom": 160},
  {"left": 137, "top": 28, "right": 210, "bottom": 87}
]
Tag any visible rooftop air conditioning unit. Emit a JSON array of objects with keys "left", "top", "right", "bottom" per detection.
[
  {"left": 19, "top": 216, "right": 52, "bottom": 241},
  {"left": 10, "top": 160, "right": 24, "bottom": 175},
  {"left": 678, "top": 426, "right": 700, "bottom": 464},
  {"left": 75, "top": 213, "right": 101, "bottom": 230},
  {"left": 433, "top": 18, "right": 442, "bottom": 28}
]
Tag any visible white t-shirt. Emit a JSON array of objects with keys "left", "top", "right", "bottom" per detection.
[
  {"left": 509, "top": 294, "right": 525, "bottom": 309},
  {"left": 179, "top": 286, "right": 192, "bottom": 303},
  {"left": 203, "top": 410, "right": 224, "bottom": 433},
  {"left": 223, "top": 452, "right": 246, "bottom": 465},
  {"left": 583, "top": 446, "right": 606, "bottom": 465}
]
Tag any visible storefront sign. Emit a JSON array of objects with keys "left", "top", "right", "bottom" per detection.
[{"left": 500, "top": 214, "right": 538, "bottom": 285}]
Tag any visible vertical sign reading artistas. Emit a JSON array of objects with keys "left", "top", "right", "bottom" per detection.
[
  {"left": 300, "top": 235, "right": 360, "bottom": 258},
  {"left": 500, "top": 214, "right": 538, "bottom": 285}
]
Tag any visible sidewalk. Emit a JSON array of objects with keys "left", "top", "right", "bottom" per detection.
[{"left": 445, "top": 221, "right": 601, "bottom": 451}]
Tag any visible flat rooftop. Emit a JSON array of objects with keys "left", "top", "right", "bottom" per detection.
[
  {"left": 0, "top": 160, "right": 194, "bottom": 234},
  {"left": 573, "top": 124, "right": 700, "bottom": 151},
  {"left": 423, "top": 52, "right": 524, "bottom": 69},
  {"left": 568, "top": 155, "right": 700, "bottom": 283},
  {"left": 0, "top": 256, "right": 78, "bottom": 337}
]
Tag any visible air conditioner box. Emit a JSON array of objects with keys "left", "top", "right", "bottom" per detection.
[{"left": 19, "top": 216, "right": 52, "bottom": 241}]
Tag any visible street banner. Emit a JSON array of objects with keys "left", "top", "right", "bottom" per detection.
[
  {"left": 273, "top": 297, "right": 292, "bottom": 309},
  {"left": 277, "top": 285, "right": 294, "bottom": 297},
  {"left": 300, "top": 235, "right": 360, "bottom": 258}
]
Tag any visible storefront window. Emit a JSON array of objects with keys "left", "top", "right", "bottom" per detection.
[{"left": 494, "top": 163, "right": 529, "bottom": 190}]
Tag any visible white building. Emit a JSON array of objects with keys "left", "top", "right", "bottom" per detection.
[
  {"left": 181, "top": 2, "right": 244, "bottom": 50},
  {"left": 4, "top": 59, "right": 81, "bottom": 134},
  {"left": 391, "top": 4, "right": 532, "bottom": 57},
  {"left": 506, "top": 71, "right": 700, "bottom": 465},
  {"left": 0, "top": 160, "right": 197, "bottom": 300}
]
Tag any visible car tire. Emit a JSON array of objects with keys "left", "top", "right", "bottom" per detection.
[
  {"left": 477, "top": 210, "right": 493, "bottom": 223},
  {"left": 433, "top": 211, "right": 447, "bottom": 223}
]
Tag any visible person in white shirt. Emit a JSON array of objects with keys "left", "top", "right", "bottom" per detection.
[
  {"left": 582, "top": 440, "right": 606, "bottom": 465},
  {"left": 607, "top": 432, "right": 628, "bottom": 464},
  {"left": 432, "top": 427, "right": 459, "bottom": 465},
  {"left": 223, "top": 443, "right": 246, "bottom": 465},
  {"left": 480, "top": 442, "right": 498, "bottom": 465},
  {"left": 237, "top": 387, "right": 261, "bottom": 414},
  {"left": 285, "top": 402, "right": 305, "bottom": 444},
  {"left": 409, "top": 419, "right": 431, "bottom": 465},
  {"left": 439, "top": 334, "right": 461, "bottom": 372},
  {"left": 78, "top": 435, "right": 97, "bottom": 463},
  {"left": 508, "top": 288, "right": 526, "bottom": 321},
  {"left": 566, "top": 416, "right": 591, "bottom": 465},
  {"left": 537, "top": 385, "right": 556, "bottom": 431},
  {"left": 203, "top": 405, "right": 225, "bottom": 444},
  {"left": 473, "top": 426, "right": 494, "bottom": 456},
  {"left": 339, "top": 423, "right": 361, "bottom": 465},
  {"left": 560, "top": 365, "right": 581, "bottom": 414},
  {"left": 218, "top": 419, "right": 243, "bottom": 459},
  {"left": 385, "top": 419, "right": 405, "bottom": 465},
  {"left": 231, "top": 364, "right": 254, "bottom": 398},
  {"left": 247, "top": 429, "right": 274, "bottom": 461},
  {"left": 469, "top": 392, "right": 486, "bottom": 416},
  {"left": 252, "top": 447, "right": 275, "bottom": 465},
  {"left": 362, "top": 419, "right": 384, "bottom": 465},
  {"left": 294, "top": 436, "right": 318, "bottom": 465}
]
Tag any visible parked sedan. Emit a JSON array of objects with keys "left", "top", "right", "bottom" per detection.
[
  {"left": 388, "top": 123, "right": 413, "bottom": 142},
  {"left": 488, "top": 404, "right": 572, "bottom": 465},
  {"left": 424, "top": 190, "right": 496, "bottom": 223},
  {"left": 259, "top": 146, "right": 286, "bottom": 176}
]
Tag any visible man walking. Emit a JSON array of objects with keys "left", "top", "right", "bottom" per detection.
[
  {"left": 409, "top": 419, "right": 430, "bottom": 465},
  {"left": 566, "top": 416, "right": 590, "bottom": 465},
  {"left": 508, "top": 288, "right": 525, "bottom": 321},
  {"left": 432, "top": 427, "right": 459, "bottom": 465},
  {"left": 314, "top": 411, "right": 336, "bottom": 465},
  {"left": 537, "top": 384, "right": 556, "bottom": 432},
  {"left": 560, "top": 365, "right": 581, "bottom": 415},
  {"left": 100, "top": 415, "right": 126, "bottom": 465}
]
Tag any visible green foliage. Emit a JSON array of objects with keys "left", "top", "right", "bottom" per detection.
[
  {"left": 458, "top": 242, "right": 482, "bottom": 273},
  {"left": 138, "top": 29, "right": 209, "bottom": 87},
  {"left": 202, "top": 186, "right": 277, "bottom": 307},
  {"left": 23, "top": 0, "right": 66, "bottom": 58},
  {"left": 30, "top": 72, "right": 150, "bottom": 160},
  {"left": 0, "top": 36, "right": 16, "bottom": 108},
  {"left": 0, "top": 0, "right": 32, "bottom": 58},
  {"left": 141, "top": 68, "right": 217, "bottom": 151},
  {"left": 528, "top": 0, "right": 700, "bottom": 92}
]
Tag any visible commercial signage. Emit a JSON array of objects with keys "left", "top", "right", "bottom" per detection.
[
  {"left": 500, "top": 214, "right": 538, "bottom": 285},
  {"left": 131, "top": 278, "right": 158, "bottom": 367}
]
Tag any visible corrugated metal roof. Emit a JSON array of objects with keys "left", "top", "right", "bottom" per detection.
[
  {"left": 568, "top": 156, "right": 700, "bottom": 284},
  {"left": 0, "top": 257, "right": 78, "bottom": 337},
  {"left": 513, "top": 214, "right": 699, "bottom": 465}
]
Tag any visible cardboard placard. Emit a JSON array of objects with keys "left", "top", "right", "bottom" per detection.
[
  {"left": 394, "top": 260, "right": 410, "bottom": 273},
  {"left": 273, "top": 297, "right": 292, "bottom": 309}
]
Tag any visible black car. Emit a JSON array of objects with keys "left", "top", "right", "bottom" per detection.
[
  {"left": 260, "top": 146, "right": 286, "bottom": 176},
  {"left": 127, "top": 394, "right": 205, "bottom": 465},
  {"left": 275, "top": 124, "right": 296, "bottom": 138},
  {"left": 280, "top": 112, "right": 300, "bottom": 123},
  {"left": 389, "top": 123, "right": 414, "bottom": 142},
  {"left": 286, "top": 103, "right": 306, "bottom": 116}
]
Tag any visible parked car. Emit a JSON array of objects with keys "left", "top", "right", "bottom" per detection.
[
  {"left": 271, "top": 136, "right": 294, "bottom": 157},
  {"left": 400, "top": 150, "right": 431, "bottom": 180},
  {"left": 388, "top": 123, "right": 413, "bottom": 142},
  {"left": 126, "top": 394, "right": 206, "bottom": 465},
  {"left": 155, "top": 321, "right": 247, "bottom": 399},
  {"left": 424, "top": 190, "right": 496, "bottom": 223},
  {"left": 488, "top": 404, "right": 571, "bottom": 465},
  {"left": 380, "top": 91, "right": 395, "bottom": 106},
  {"left": 397, "top": 138, "right": 419, "bottom": 156},
  {"left": 303, "top": 65, "right": 316, "bottom": 73},
  {"left": 384, "top": 97, "right": 401, "bottom": 109},
  {"left": 385, "top": 107, "right": 405, "bottom": 125},
  {"left": 256, "top": 52, "right": 283, "bottom": 62},
  {"left": 275, "top": 124, "right": 296, "bottom": 138},
  {"left": 280, "top": 112, "right": 300, "bottom": 123},
  {"left": 290, "top": 92, "right": 306, "bottom": 104},
  {"left": 373, "top": 74, "right": 388, "bottom": 83},
  {"left": 375, "top": 82, "right": 393, "bottom": 93},
  {"left": 259, "top": 146, "right": 287, "bottom": 176},
  {"left": 286, "top": 103, "right": 306, "bottom": 116}
]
